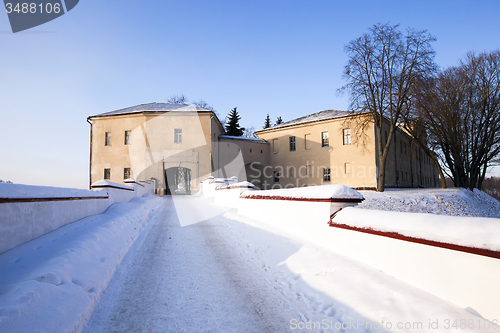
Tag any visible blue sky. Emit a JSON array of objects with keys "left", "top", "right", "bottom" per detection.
[{"left": 1, "top": 0, "right": 500, "bottom": 188}]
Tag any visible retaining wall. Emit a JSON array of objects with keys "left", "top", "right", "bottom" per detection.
[{"left": 0, "top": 179, "right": 155, "bottom": 254}]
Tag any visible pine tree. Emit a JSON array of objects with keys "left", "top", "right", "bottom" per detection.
[
  {"left": 225, "top": 107, "right": 245, "bottom": 136},
  {"left": 275, "top": 116, "right": 283, "bottom": 125},
  {"left": 263, "top": 114, "right": 271, "bottom": 129}
]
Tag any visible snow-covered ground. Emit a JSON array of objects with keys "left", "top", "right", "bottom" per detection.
[
  {"left": 358, "top": 187, "right": 500, "bottom": 218},
  {"left": 0, "top": 196, "right": 163, "bottom": 332},
  {"left": 1, "top": 192, "right": 498, "bottom": 332}
]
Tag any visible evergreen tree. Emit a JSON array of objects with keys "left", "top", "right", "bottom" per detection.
[
  {"left": 263, "top": 114, "right": 271, "bottom": 129},
  {"left": 275, "top": 116, "right": 283, "bottom": 125},
  {"left": 225, "top": 107, "right": 245, "bottom": 136}
]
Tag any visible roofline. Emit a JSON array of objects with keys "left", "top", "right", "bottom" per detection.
[
  {"left": 88, "top": 109, "right": 217, "bottom": 120},
  {"left": 219, "top": 135, "right": 268, "bottom": 144},
  {"left": 255, "top": 111, "right": 371, "bottom": 134}
]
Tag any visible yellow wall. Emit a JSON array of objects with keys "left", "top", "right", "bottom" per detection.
[
  {"left": 255, "top": 114, "right": 439, "bottom": 190},
  {"left": 90, "top": 111, "right": 221, "bottom": 193},
  {"left": 255, "top": 115, "right": 377, "bottom": 189}
]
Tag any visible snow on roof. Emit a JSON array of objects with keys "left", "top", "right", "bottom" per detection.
[
  {"left": 90, "top": 102, "right": 213, "bottom": 118},
  {"left": 219, "top": 135, "right": 267, "bottom": 143},
  {"left": 0, "top": 182, "right": 107, "bottom": 199},
  {"left": 257, "top": 110, "right": 353, "bottom": 132},
  {"left": 241, "top": 184, "right": 364, "bottom": 200}
]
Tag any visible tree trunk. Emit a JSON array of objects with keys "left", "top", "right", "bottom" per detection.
[
  {"left": 377, "top": 143, "right": 388, "bottom": 192},
  {"left": 430, "top": 155, "right": 447, "bottom": 189}
]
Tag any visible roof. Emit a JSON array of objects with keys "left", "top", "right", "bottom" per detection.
[
  {"left": 89, "top": 102, "right": 213, "bottom": 118},
  {"left": 219, "top": 135, "right": 267, "bottom": 144},
  {"left": 256, "top": 109, "right": 352, "bottom": 133}
]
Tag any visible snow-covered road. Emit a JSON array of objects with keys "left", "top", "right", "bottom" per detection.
[
  {"left": 2, "top": 194, "right": 493, "bottom": 332},
  {"left": 82, "top": 197, "right": 302, "bottom": 332}
]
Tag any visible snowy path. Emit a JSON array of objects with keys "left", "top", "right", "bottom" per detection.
[
  {"left": 80, "top": 195, "right": 495, "bottom": 333},
  {"left": 82, "top": 197, "right": 300, "bottom": 332}
]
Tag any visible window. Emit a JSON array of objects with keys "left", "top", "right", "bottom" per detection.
[
  {"left": 174, "top": 129, "right": 182, "bottom": 143},
  {"left": 124, "top": 131, "right": 131, "bottom": 145},
  {"left": 274, "top": 171, "right": 280, "bottom": 183},
  {"left": 105, "top": 132, "right": 111, "bottom": 146},
  {"left": 289, "top": 136, "right": 296, "bottom": 151},
  {"left": 322, "top": 131, "right": 329, "bottom": 147},
  {"left": 273, "top": 139, "right": 278, "bottom": 154},
  {"left": 323, "top": 168, "right": 331, "bottom": 182},
  {"left": 344, "top": 162, "right": 352, "bottom": 174},
  {"left": 104, "top": 168, "right": 110, "bottom": 180},
  {"left": 304, "top": 134, "right": 311, "bottom": 150},
  {"left": 384, "top": 131, "right": 388, "bottom": 146},
  {"left": 261, "top": 150, "right": 263, "bottom": 153},
  {"left": 124, "top": 167, "right": 130, "bottom": 180},
  {"left": 400, "top": 139, "right": 403, "bottom": 154},
  {"left": 249, "top": 149, "right": 252, "bottom": 153},
  {"left": 404, "top": 141, "right": 407, "bottom": 155},
  {"left": 343, "top": 129, "right": 351, "bottom": 145}
]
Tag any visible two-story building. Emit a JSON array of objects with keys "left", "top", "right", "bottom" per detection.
[{"left": 87, "top": 103, "right": 439, "bottom": 194}]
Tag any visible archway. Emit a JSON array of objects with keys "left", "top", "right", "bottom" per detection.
[{"left": 165, "top": 167, "right": 192, "bottom": 195}]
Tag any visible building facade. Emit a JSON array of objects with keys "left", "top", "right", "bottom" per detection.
[
  {"left": 87, "top": 103, "right": 439, "bottom": 194},
  {"left": 254, "top": 110, "right": 439, "bottom": 190},
  {"left": 88, "top": 103, "right": 225, "bottom": 194}
]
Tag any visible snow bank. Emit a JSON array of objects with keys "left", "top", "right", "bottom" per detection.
[
  {"left": 359, "top": 188, "right": 500, "bottom": 218},
  {"left": 334, "top": 207, "right": 500, "bottom": 252},
  {"left": 0, "top": 196, "right": 163, "bottom": 333},
  {"left": 216, "top": 181, "right": 255, "bottom": 190},
  {"left": 241, "top": 184, "right": 364, "bottom": 200},
  {"left": 0, "top": 182, "right": 107, "bottom": 199},
  {"left": 233, "top": 186, "right": 500, "bottom": 321},
  {"left": 214, "top": 182, "right": 256, "bottom": 207},
  {"left": 217, "top": 209, "right": 494, "bottom": 333},
  {"left": 91, "top": 180, "right": 133, "bottom": 191}
]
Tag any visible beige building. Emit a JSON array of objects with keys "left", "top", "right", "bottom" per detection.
[
  {"left": 254, "top": 110, "right": 439, "bottom": 190},
  {"left": 87, "top": 103, "right": 438, "bottom": 194},
  {"left": 87, "top": 103, "right": 225, "bottom": 194}
]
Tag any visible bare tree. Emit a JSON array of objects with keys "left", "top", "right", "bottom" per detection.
[
  {"left": 192, "top": 99, "right": 214, "bottom": 111},
  {"left": 339, "top": 23, "right": 437, "bottom": 191},
  {"left": 243, "top": 126, "right": 256, "bottom": 138},
  {"left": 414, "top": 50, "right": 500, "bottom": 190},
  {"left": 192, "top": 99, "right": 225, "bottom": 129},
  {"left": 167, "top": 94, "right": 188, "bottom": 104}
]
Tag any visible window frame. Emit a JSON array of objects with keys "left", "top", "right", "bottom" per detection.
[
  {"left": 323, "top": 168, "right": 331, "bottom": 182},
  {"left": 104, "top": 168, "right": 110, "bottom": 180},
  {"left": 321, "top": 131, "right": 329, "bottom": 147},
  {"left": 174, "top": 128, "right": 182, "bottom": 143},
  {"left": 289, "top": 136, "right": 296, "bottom": 151},
  {"left": 342, "top": 128, "right": 351, "bottom": 145},
  {"left": 105, "top": 132, "right": 111, "bottom": 146},
  {"left": 124, "top": 167, "right": 131, "bottom": 180},
  {"left": 304, "top": 133, "right": 311, "bottom": 150},
  {"left": 124, "top": 130, "right": 131, "bottom": 145},
  {"left": 273, "top": 171, "right": 280, "bottom": 183}
]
